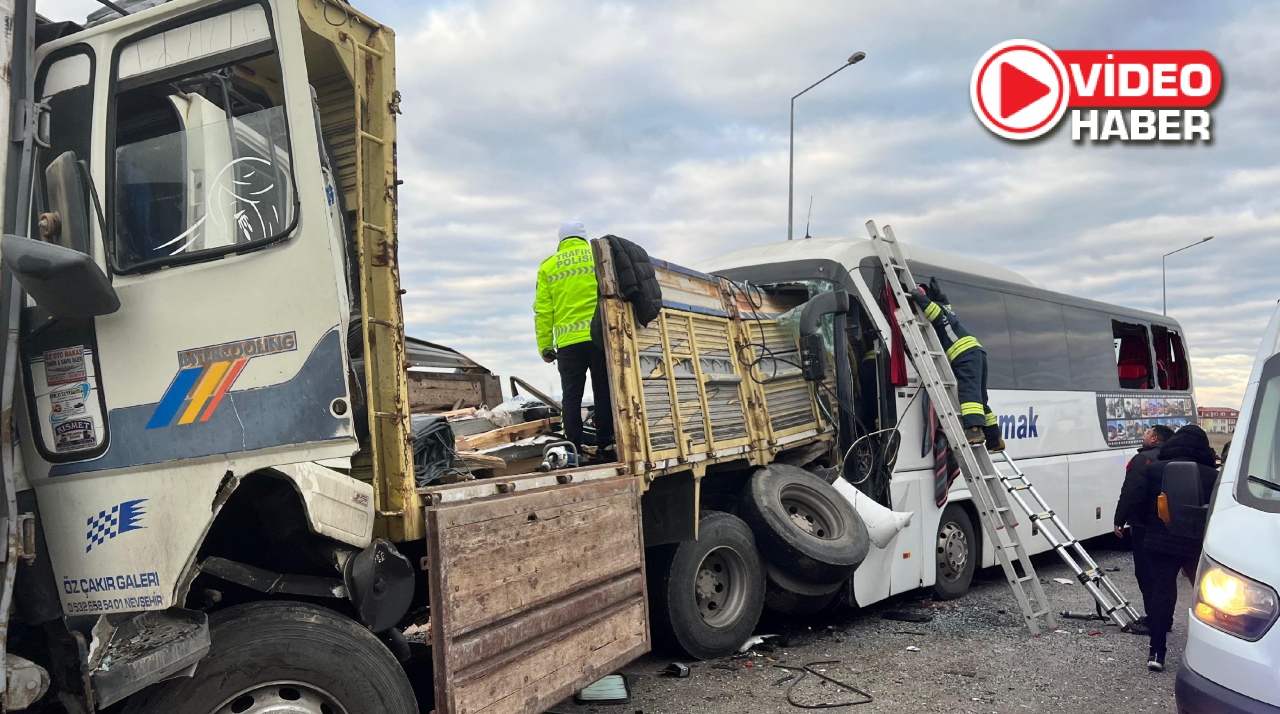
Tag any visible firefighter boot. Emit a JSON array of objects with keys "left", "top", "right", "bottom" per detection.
[
  {"left": 985, "top": 425, "right": 1006, "bottom": 453},
  {"left": 965, "top": 426, "right": 985, "bottom": 445}
]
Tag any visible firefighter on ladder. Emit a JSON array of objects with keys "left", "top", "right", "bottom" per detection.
[{"left": 907, "top": 280, "right": 1005, "bottom": 453}]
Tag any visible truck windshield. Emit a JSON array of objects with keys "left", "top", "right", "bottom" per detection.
[
  {"left": 1238, "top": 353, "right": 1280, "bottom": 510},
  {"left": 112, "top": 57, "right": 294, "bottom": 272}
]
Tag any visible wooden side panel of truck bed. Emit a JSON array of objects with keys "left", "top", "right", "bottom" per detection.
[{"left": 425, "top": 472, "right": 648, "bottom": 714}]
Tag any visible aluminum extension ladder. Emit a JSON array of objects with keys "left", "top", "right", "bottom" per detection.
[{"left": 866, "top": 220, "right": 1140, "bottom": 634}]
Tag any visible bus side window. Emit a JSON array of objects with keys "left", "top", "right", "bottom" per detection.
[
  {"left": 1113, "top": 320, "right": 1153, "bottom": 389},
  {"left": 1152, "top": 325, "right": 1191, "bottom": 390},
  {"left": 934, "top": 280, "right": 1015, "bottom": 389},
  {"left": 1063, "top": 306, "right": 1119, "bottom": 391},
  {"left": 1005, "top": 295, "right": 1070, "bottom": 390}
]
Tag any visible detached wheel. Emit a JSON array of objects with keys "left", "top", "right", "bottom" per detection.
[
  {"left": 933, "top": 504, "right": 977, "bottom": 600},
  {"left": 123, "top": 601, "right": 417, "bottom": 714},
  {"left": 740, "top": 464, "right": 870, "bottom": 584},
  {"left": 763, "top": 562, "right": 842, "bottom": 616},
  {"left": 649, "top": 511, "right": 765, "bottom": 660}
]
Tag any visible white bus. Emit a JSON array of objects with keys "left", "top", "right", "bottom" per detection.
[{"left": 700, "top": 236, "right": 1196, "bottom": 607}]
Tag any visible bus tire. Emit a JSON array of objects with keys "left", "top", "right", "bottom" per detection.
[
  {"left": 122, "top": 601, "right": 417, "bottom": 714},
  {"left": 740, "top": 464, "right": 870, "bottom": 584},
  {"left": 648, "top": 511, "right": 765, "bottom": 660},
  {"left": 933, "top": 504, "right": 977, "bottom": 600},
  {"left": 764, "top": 562, "right": 842, "bottom": 616}
]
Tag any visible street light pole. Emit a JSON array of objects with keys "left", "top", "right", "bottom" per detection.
[
  {"left": 789, "top": 51, "right": 865, "bottom": 241},
  {"left": 1162, "top": 235, "right": 1214, "bottom": 315}
]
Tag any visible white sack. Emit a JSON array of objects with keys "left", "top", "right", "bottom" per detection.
[{"left": 832, "top": 477, "right": 913, "bottom": 549}]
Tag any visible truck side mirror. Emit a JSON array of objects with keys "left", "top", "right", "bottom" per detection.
[{"left": 1, "top": 151, "right": 119, "bottom": 319}]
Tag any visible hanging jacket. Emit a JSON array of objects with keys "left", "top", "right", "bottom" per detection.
[
  {"left": 603, "top": 235, "right": 662, "bottom": 326},
  {"left": 1114, "top": 443, "right": 1162, "bottom": 529},
  {"left": 909, "top": 288, "right": 981, "bottom": 362},
  {"left": 1137, "top": 426, "right": 1220, "bottom": 556},
  {"left": 534, "top": 237, "right": 597, "bottom": 353}
]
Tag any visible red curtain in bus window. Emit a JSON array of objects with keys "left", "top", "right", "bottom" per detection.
[
  {"left": 1168, "top": 331, "right": 1189, "bottom": 390},
  {"left": 882, "top": 283, "right": 908, "bottom": 386},
  {"left": 1152, "top": 325, "right": 1173, "bottom": 390}
]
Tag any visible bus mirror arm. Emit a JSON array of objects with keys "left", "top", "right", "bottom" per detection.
[{"left": 798, "top": 290, "right": 850, "bottom": 382}]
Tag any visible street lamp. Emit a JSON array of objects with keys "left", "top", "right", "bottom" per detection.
[
  {"left": 1162, "top": 235, "right": 1214, "bottom": 315},
  {"left": 788, "top": 51, "right": 866, "bottom": 241}
]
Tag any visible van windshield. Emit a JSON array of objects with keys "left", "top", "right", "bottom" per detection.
[{"left": 1239, "top": 353, "right": 1280, "bottom": 510}]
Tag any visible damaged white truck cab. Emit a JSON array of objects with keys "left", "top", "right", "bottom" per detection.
[{"left": 0, "top": 0, "right": 425, "bottom": 710}]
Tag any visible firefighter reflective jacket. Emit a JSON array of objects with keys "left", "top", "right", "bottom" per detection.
[
  {"left": 909, "top": 290, "right": 981, "bottom": 362},
  {"left": 535, "top": 237, "right": 598, "bottom": 353}
]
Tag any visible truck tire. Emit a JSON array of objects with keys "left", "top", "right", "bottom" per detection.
[
  {"left": 122, "top": 601, "right": 417, "bottom": 714},
  {"left": 763, "top": 562, "right": 842, "bottom": 616},
  {"left": 648, "top": 511, "right": 765, "bottom": 660},
  {"left": 740, "top": 464, "right": 870, "bottom": 584},
  {"left": 933, "top": 504, "right": 977, "bottom": 600}
]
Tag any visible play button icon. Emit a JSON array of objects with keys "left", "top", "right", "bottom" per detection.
[
  {"left": 971, "top": 39, "right": 1070, "bottom": 140},
  {"left": 1000, "top": 62, "right": 1051, "bottom": 119}
]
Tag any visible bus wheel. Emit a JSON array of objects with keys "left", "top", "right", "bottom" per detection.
[
  {"left": 933, "top": 504, "right": 977, "bottom": 600},
  {"left": 122, "top": 601, "right": 417, "bottom": 714},
  {"left": 649, "top": 511, "right": 765, "bottom": 660}
]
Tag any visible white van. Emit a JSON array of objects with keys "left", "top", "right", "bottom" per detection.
[{"left": 1178, "top": 301, "right": 1280, "bottom": 713}]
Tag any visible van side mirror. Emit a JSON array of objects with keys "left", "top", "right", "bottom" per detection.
[
  {"left": 1160, "top": 461, "right": 1209, "bottom": 539},
  {"left": 1, "top": 151, "right": 119, "bottom": 318}
]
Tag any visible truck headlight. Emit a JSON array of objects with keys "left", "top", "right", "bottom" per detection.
[{"left": 1194, "top": 556, "right": 1280, "bottom": 641}]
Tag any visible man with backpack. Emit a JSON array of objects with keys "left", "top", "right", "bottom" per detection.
[
  {"left": 1113, "top": 424, "right": 1176, "bottom": 635},
  {"left": 1133, "top": 424, "right": 1219, "bottom": 672}
]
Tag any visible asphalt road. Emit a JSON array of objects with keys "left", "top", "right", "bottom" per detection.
[{"left": 551, "top": 540, "right": 1192, "bottom": 714}]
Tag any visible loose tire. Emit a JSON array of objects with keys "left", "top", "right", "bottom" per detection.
[
  {"left": 763, "top": 562, "right": 842, "bottom": 616},
  {"left": 740, "top": 464, "right": 870, "bottom": 584},
  {"left": 123, "top": 601, "right": 418, "bottom": 714},
  {"left": 933, "top": 504, "right": 977, "bottom": 600},
  {"left": 649, "top": 511, "right": 766, "bottom": 660}
]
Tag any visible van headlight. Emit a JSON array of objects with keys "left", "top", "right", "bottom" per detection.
[{"left": 1194, "top": 556, "right": 1280, "bottom": 641}]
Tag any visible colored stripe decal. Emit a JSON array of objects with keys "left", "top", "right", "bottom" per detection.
[
  {"left": 199, "top": 360, "right": 247, "bottom": 422},
  {"left": 178, "top": 362, "right": 230, "bottom": 425},
  {"left": 200, "top": 359, "right": 248, "bottom": 422},
  {"left": 145, "top": 367, "right": 204, "bottom": 429}
]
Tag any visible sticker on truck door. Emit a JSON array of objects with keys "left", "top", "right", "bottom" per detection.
[
  {"left": 49, "top": 383, "right": 90, "bottom": 422},
  {"left": 43, "top": 346, "right": 87, "bottom": 386},
  {"left": 54, "top": 419, "right": 97, "bottom": 452}
]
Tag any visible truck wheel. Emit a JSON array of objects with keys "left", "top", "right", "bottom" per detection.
[
  {"left": 648, "top": 511, "right": 765, "bottom": 660},
  {"left": 763, "top": 562, "right": 842, "bottom": 616},
  {"left": 740, "top": 464, "right": 870, "bottom": 584},
  {"left": 933, "top": 504, "right": 977, "bottom": 600},
  {"left": 123, "top": 601, "right": 417, "bottom": 714}
]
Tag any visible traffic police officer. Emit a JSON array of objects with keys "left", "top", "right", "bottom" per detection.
[
  {"left": 908, "top": 281, "right": 1003, "bottom": 452},
  {"left": 534, "top": 221, "right": 614, "bottom": 453}
]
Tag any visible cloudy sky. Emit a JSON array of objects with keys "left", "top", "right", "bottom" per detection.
[{"left": 43, "top": 0, "right": 1280, "bottom": 408}]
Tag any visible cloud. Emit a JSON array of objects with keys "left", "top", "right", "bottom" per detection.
[{"left": 369, "top": 0, "right": 1278, "bottom": 411}]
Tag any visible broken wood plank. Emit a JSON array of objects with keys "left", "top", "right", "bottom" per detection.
[
  {"left": 462, "top": 418, "right": 560, "bottom": 451},
  {"left": 455, "top": 452, "right": 507, "bottom": 471}
]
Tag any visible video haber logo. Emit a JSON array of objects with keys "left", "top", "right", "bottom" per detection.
[{"left": 970, "top": 40, "right": 1222, "bottom": 143}]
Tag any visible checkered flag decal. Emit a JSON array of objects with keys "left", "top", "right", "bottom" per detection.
[
  {"left": 84, "top": 499, "right": 145, "bottom": 553},
  {"left": 86, "top": 506, "right": 120, "bottom": 552}
]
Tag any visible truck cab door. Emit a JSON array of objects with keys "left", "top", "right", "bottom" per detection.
[{"left": 18, "top": 1, "right": 357, "bottom": 617}]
